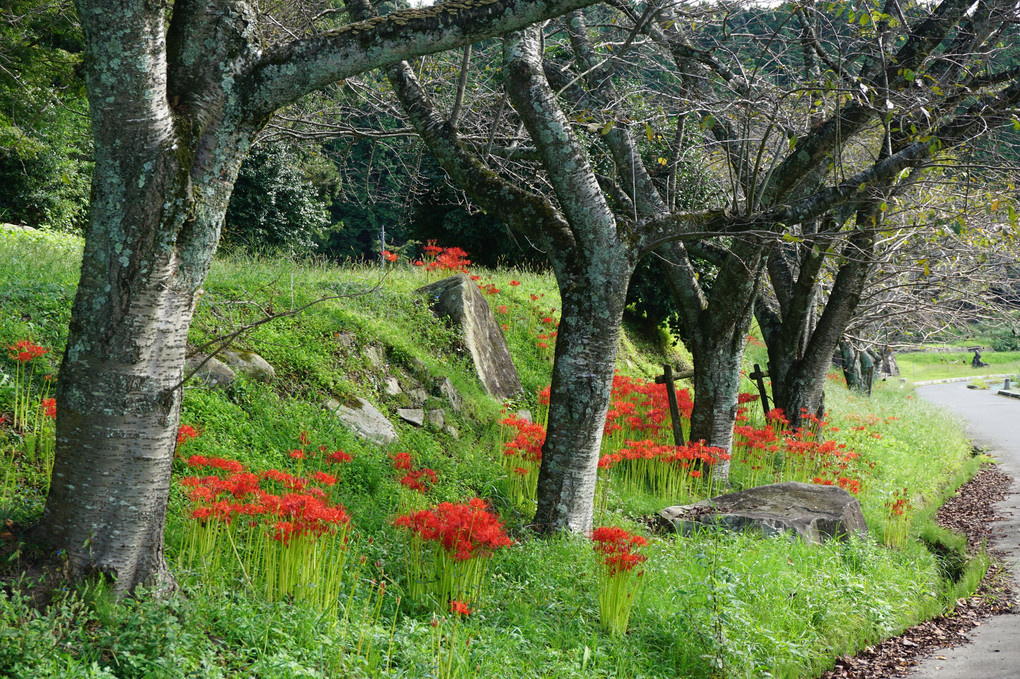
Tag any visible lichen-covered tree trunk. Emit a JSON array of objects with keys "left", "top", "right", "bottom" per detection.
[{"left": 533, "top": 267, "right": 631, "bottom": 533}]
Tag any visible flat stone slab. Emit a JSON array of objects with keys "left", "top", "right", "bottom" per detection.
[
  {"left": 660, "top": 481, "right": 867, "bottom": 544},
  {"left": 396, "top": 408, "right": 425, "bottom": 427},
  {"left": 416, "top": 275, "right": 522, "bottom": 398},
  {"left": 325, "top": 397, "right": 398, "bottom": 445}
]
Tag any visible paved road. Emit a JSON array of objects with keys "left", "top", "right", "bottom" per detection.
[{"left": 908, "top": 381, "right": 1020, "bottom": 679}]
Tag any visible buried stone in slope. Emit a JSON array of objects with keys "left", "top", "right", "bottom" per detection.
[
  {"left": 416, "top": 274, "right": 523, "bottom": 399},
  {"left": 324, "top": 396, "right": 398, "bottom": 445},
  {"left": 659, "top": 482, "right": 868, "bottom": 544}
]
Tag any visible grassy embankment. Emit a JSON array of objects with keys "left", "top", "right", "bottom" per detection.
[
  {"left": 895, "top": 349, "right": 1020, "bottom": 384},
  {"left": 0, "top": 228, "right": 995, "bottom": 679}
]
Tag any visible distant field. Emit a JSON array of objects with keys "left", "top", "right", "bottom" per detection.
[{"left": 895, "top": 350, "right": 1020, "bottom": 383}]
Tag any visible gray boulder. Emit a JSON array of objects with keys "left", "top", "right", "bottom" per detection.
[
  {"left": 408, "top": 388, "right": 429, "bottom": 406},
  {"left": 416, "top": 275, "right": 523, "bottom": 398},
  {"left": 186, "top": 354, "right": 237, "bottom": 389},
  {"left": 659, "top": 481, "right": 867, "bottom": 545},
  {"left": 324, "top": 397, "right": 398, "bottom": 445},
  {"left": 220, "top": 349, "right": 276, "bottom": 381}
]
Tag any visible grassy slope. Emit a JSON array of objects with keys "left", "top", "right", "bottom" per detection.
[
  {"left": 895, "top": 349, "right": 1020, "bottom": 383},
  {"left": 0, "top": 229, "right": 991, "bottom": 679}
]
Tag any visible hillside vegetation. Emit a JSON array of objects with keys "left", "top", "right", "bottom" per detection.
[{"left": 0, "top": 228, "right": 992, "bottom": 679}]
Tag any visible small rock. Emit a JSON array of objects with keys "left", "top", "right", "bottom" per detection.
[
  {"left": 445, "top": 426, "right": 459, "bottom": 440},
  {"left": 186, "top": 354, "right": 237, "bottom": 389},
  {"left": 334, "top": 331, "right": 357, "bottom": 348},
  {"left": 365, "top": 344, "right": 386, "bottom": 371},
  {"left": 438, "top": 377, "right": 463, "bottom": 412},
  {"left": 426, "top": 409, "right": 445, "bottom": 429},
  {"left": 324, "top": 397, "right": 398, "bottom": 445},
  {"left": 397, "top": 408, "right": 425, "bottom": 427},
  {"left": 220, "top": 349, "right": 276, "bottom": 381},
  {"left": 408, "top": 388, "right": 429, "bottom": 406},
  {"left": 515, "top": 409, "right": 533, "bottom": 423},
  {"left": 384, "top": 376, "right": 402, "bottom": 396}
]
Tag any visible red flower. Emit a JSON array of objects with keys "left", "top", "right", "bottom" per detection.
[
  {"left": 326, "top": 449, "right": 352, "bottom": 464},
  {"left": 8, "top": 339, "right": 48, "bottom": 363},
  {"left": 509, "top": 280, "right": 520, "bottom": 286},
  {"left": 394, "top": 500, "right": 512, "bottom": 561},
  {"left": 400, "top": 468, "right": 438, "bottom": 493},
  {"left": 391, "top": 452, "right": 413, "bottom": 470},
  {"left": 449, "top": 600, "right": 471, "bottom": 616},
  {"left": 591, "top": 526, "right": 648, "bottom": 576},
  {"left": 290, "top": 449, "right": 306, "bottom": 460},
  {"left": 382, "top": 250, "right": 398, "bottom": 262},
  {"left": 41, "top": 397, "right": 57, "bottom": 419}
]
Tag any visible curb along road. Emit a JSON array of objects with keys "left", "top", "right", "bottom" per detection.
[{"left": 908, "top": 383, "right": 1020, "bottom": 679}]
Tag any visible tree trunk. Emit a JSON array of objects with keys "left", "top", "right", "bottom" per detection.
[
  {"left": 532, "top": 265, "right": 632, "bottom": 534},
  {"left": 659, "top": 240, "right": 765, "bottom": 484}
]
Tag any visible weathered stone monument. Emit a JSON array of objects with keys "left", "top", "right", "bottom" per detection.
[{"left": 416, "top": 274, "right": 523, "bottom": 398}]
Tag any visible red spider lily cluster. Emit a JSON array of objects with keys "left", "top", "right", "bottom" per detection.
[
  {"left": 180, "top": 454, "right": 351, "bottom": 546},
  {"left": 381, "top": 250, "right": 398, "bottom": 263},
  {"left": 602, "top": 374, "right": 692, "bottom": 443},
  {"left": 499, "top": 413, "right": 546, "bottom": 502},
  {"left": 391, "top": 451, "right": 438, "bottom": 494},
  {"left": 598, "top": 439, "right": 728, "bottom": 498},
  {"left": 41, "top": 397, "right": 56, "bottom": 419},
  {"left": 592, "top": 526, "right": 649, "bottom": 576},
  {"left": 394, "top": 498, "right": 512, "bottom": 606},
  {"left": 416, "top": 242, "right": 472, "bottom": 273},
  {"left": 394, "top": 498, "right": 512, "bottom": 562},
  {"left": 591, "top": 526, "right": 648, "bottom": 636},
  {"left": 7, "top": 339, "right": 47, "bottom": 363},
  {"left": 730, "top": 407, "right": 870, "bottom": 492},
  {"left": 176, "top": 424, "right": 199, "bottom": 447}
]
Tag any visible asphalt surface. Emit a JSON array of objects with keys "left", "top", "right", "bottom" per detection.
[{"left": 908, "top": 381, "right": 1020, "bottom": 679}]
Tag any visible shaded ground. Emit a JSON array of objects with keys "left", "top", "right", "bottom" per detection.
[{"left": 820, "top": 465, "right": 1015, "bottom": 678}]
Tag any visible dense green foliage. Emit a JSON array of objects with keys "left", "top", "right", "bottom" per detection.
[
  {"left": 222, "top": 144, "right": 333, "bottom": 255},
  {"left": 0, "top": 0, "right": 91, "bottom": 231},
  {"left": 0, "top": 229, "right": 995, "bottom": 678}
]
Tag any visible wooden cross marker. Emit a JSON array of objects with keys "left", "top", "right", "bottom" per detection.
[
  {"left": 748, "top": 363, "right": 771, "bottom": 417},
  {"left": 654, "top": 363, "right": 690, "bottom": 447}
]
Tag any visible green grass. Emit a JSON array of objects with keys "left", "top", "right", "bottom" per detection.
[
  {"left": 0, "top": 230, "right": 997, "bottom": 679},
  {"left": 895, "top": 350, "right": 1020, "bottom": 383}
]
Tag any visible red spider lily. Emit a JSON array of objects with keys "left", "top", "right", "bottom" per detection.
[
  {"left": 400, "top": 468, "right": 438, "bottom": 493},
  {"left": 8, "top": 340, "right": 48, "bottom": 363},
  {"left": 591, "top": 526, "right": 648, "bottom": 575},
  {"left": 187, "top": 455, "right": 245, "bottom": 474},
  {"left": 392, "top": 452, "right": 414, "bottom": 470},
  {"left": 449, "top": 599, "right": 471, "bottom": 616},
  {"left": 509, "top": 280, "right": 520, "bottom": 286},
  {"left": 498, "top": 305, "right": 508, "bottom": 314},
  {"left": 737, "top": 392, "right": 759, "bottom": 404},
  {"left": 326, "top": 449, "right": 353, "bottom": 464},
  {"left": 177, "top": 424, "right": 199, "bottom": 446},
  {"left": 382, "top": 250, "right": 398, "bottom": 262},
  {"left": 311, "top": 471, "right": 337, "bottom": 486},
  {"left": 290, "top": 449, "right": 306, "bottom": 460},
  {"left": 41, "top": 397, "right": 56, "bottom": 419},
  {"left": 394, "top": 499, "right": 512, "bottom": 561}
]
